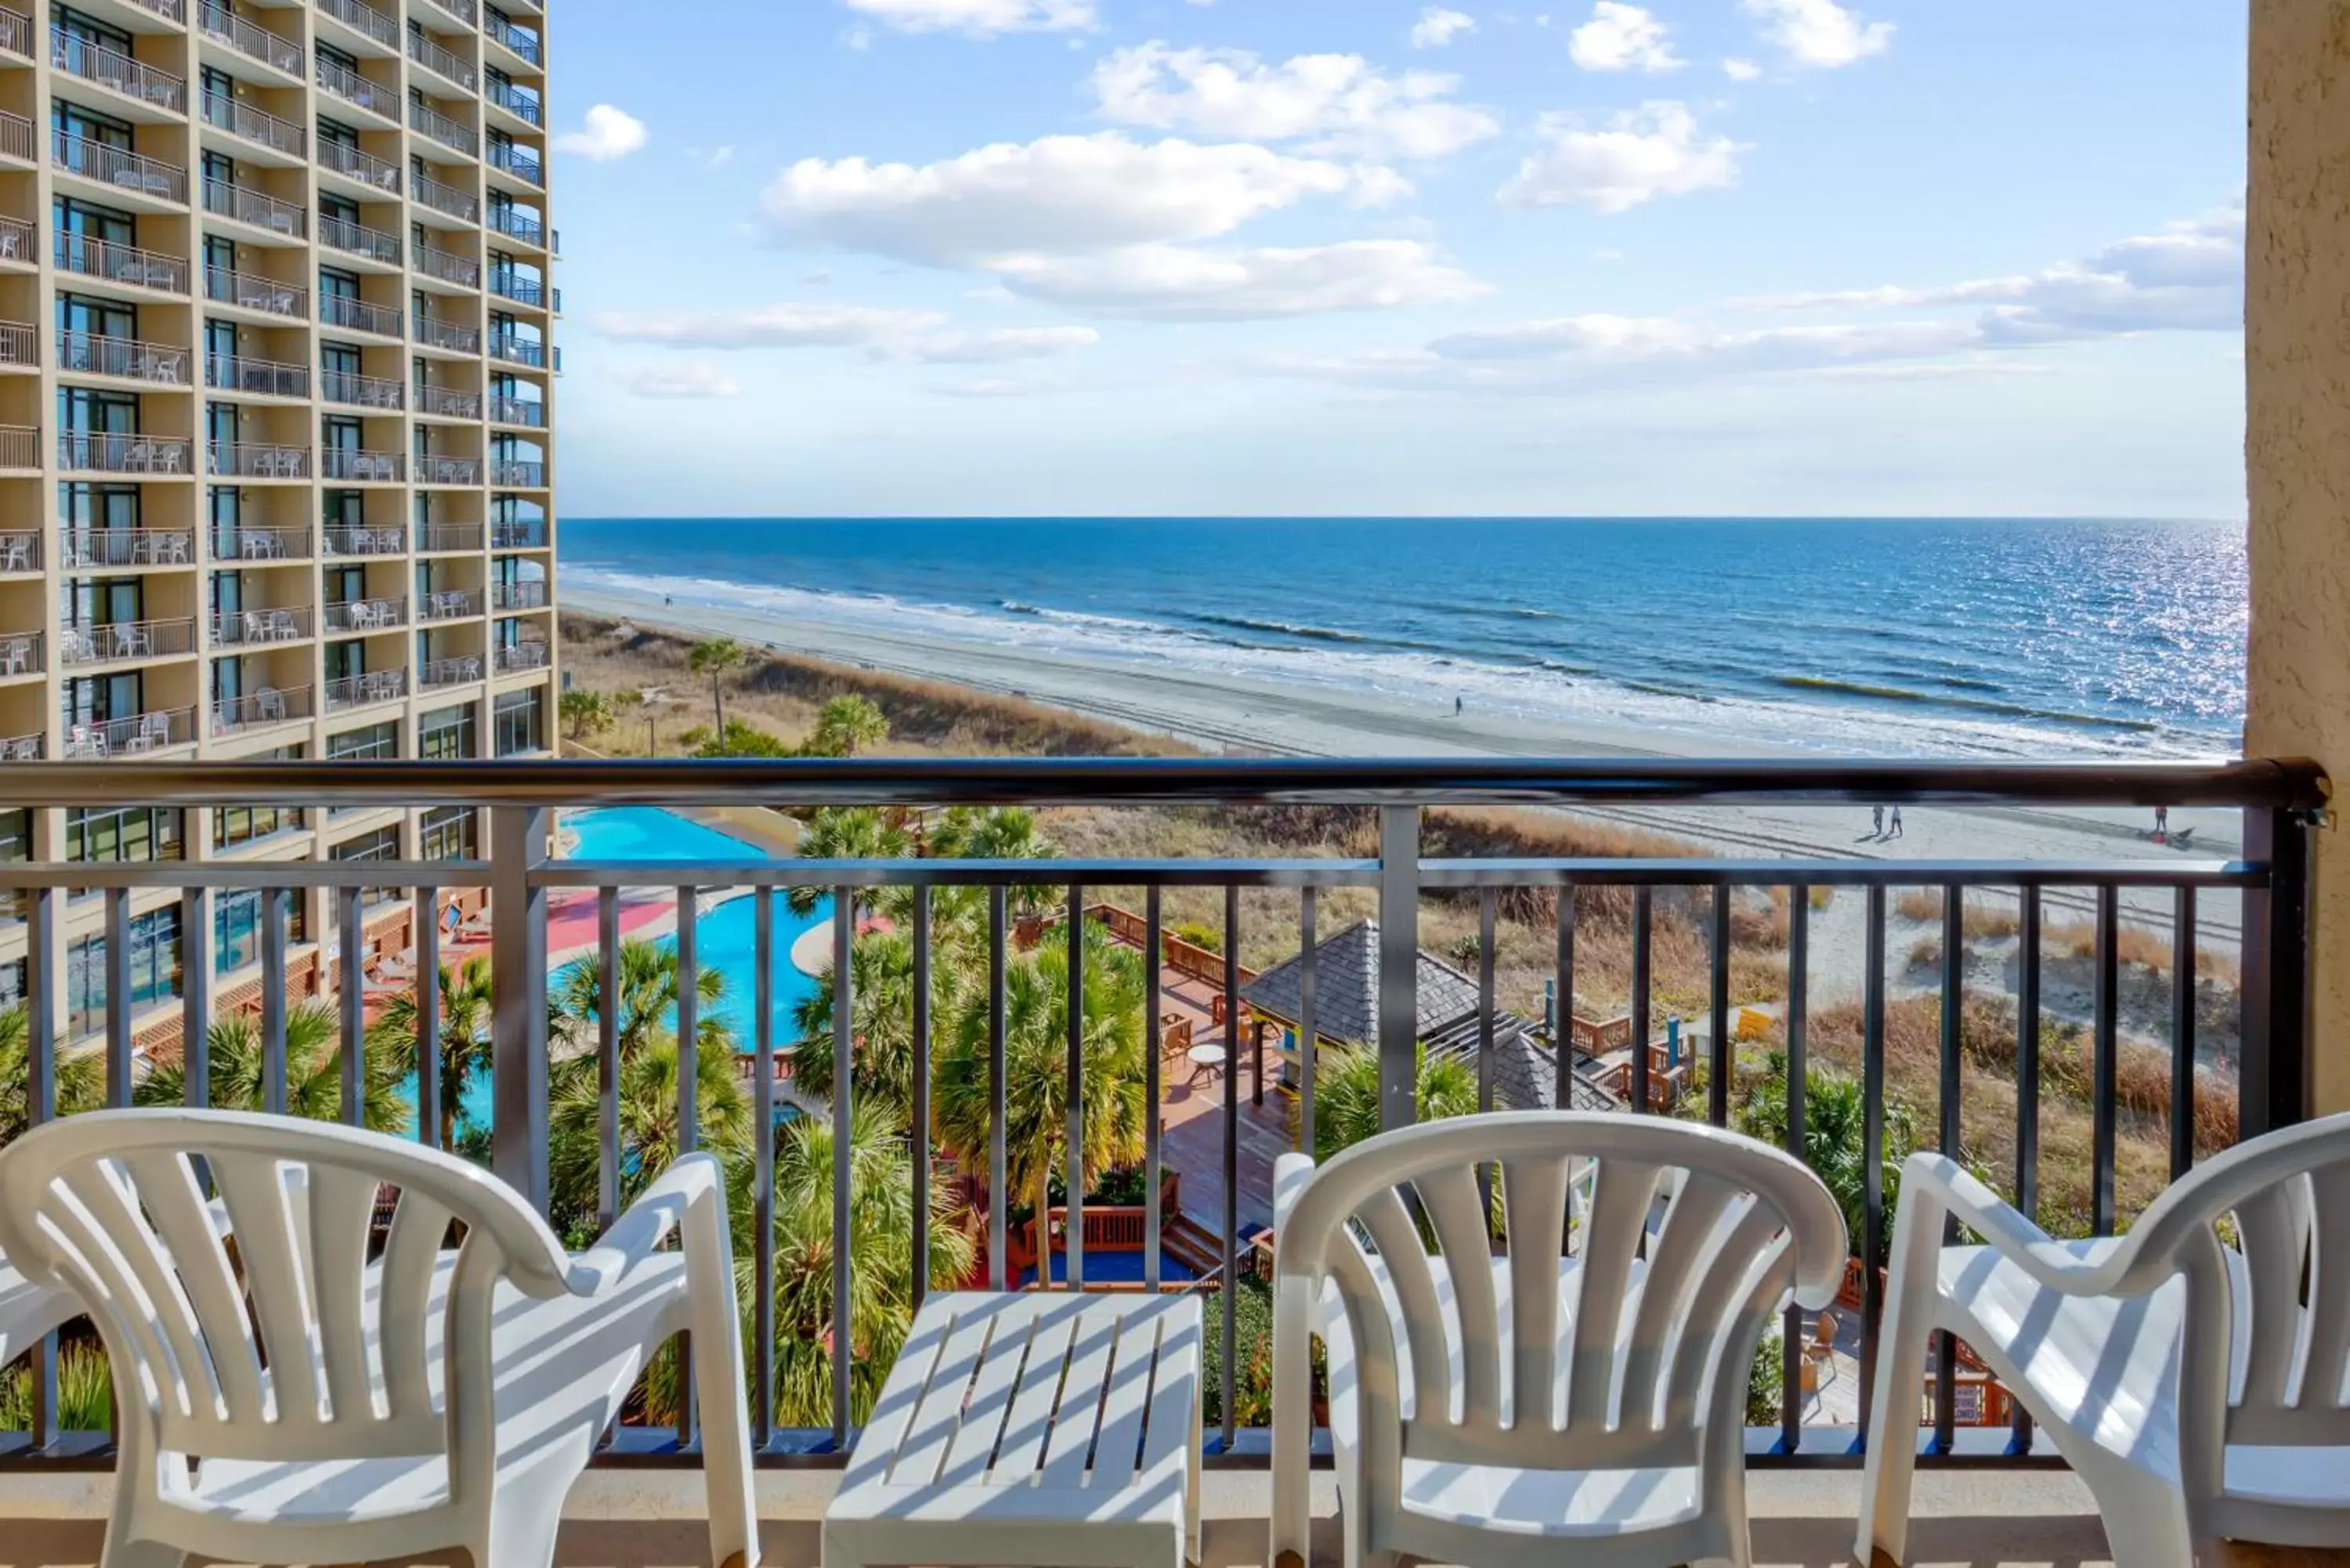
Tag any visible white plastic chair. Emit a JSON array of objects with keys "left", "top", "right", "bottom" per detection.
[
  {"left": 0, "top": 1108, "right": 759, "bottom": 1568},
  {"left": 1859, "top": 1111, "right": 2350, "bottom": 1568},
  {"left": 1271, "top": 1112, "right": 1846, "bottom": 1568}
]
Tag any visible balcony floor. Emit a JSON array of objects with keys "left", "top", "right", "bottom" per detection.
[{"left": 5, "top": 1467, "right": 2334, "bottom": 1566}]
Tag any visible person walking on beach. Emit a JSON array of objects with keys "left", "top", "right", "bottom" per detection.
[
  {"left": 1872, "top": 804, "right": 1885, "bottom": 838},
  {"left": 1889, "top": 805, "right": 1904, "bottom": 840},
  {"left": 1455, "top": 695, "right": 1464, "bottom": 717},
  {"left": 2154, "top": 805, "right": 2170, "bottom": 843}
]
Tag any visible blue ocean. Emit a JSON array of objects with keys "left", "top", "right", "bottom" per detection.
[{"left": 559, "top": 518, "right": 2247, "bottom": 761}]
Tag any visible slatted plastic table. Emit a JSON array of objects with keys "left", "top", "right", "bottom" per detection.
[{"left": 824, "top": 1291, "right": 1202, "bottom": 1568}]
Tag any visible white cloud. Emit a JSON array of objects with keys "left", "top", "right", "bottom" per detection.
[
  {"left": 843, "top": 26, "right": 873, "bottom": 48},
  {"left": 553, "top": 103, "right": 647, "bottom": 161},
  {"left": 624, "top": 362, "right": 743, "bottom": 399},
  {"left": 1410, "top": 7, "right": 1476, "bottom": 48},
  {"left": 1722, "top": 56, "right": 1762, "bottom": 80},
  {"left": 763, "top": 132, "right": 1405, "bottom": 266},
  {"left": 1739, "top": 0, "right": 1891, "bottom": 68},
  {"left": 992, "top": 240, "right": 1488, "bottom": 320},
  {"left": 891, "top": 326, "right": 1102, "bottom": 362},
  {"left": 842, "top": 0, "right": 1094, "bottom": 35},
  {"left": 1497, "top": 102, "right": 1745, "bottom": 212},
  {"left": 1089, "top": 44, "right": 1499, "bottom": 159},
  {"left": 597, "top": 303, "right": 950, "bottom": 349},
  {"left": 1567, "top": 3, "right": 1684, "bottom": 72}
]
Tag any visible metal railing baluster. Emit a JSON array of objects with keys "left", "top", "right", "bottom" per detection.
[
  {"left": 180, "top": 887, "right": 210, "bottom": 1107},
  {"left": 1553, "top": 886, "right": 1575, "bottom": 1111},
  {"left": 1297, "top": 887, "right": 1317, "bottom": 1150},
  {"left": 1933, "top": 885, "right": 1963, "bottom": 1454},
  {"left": 1477, "top": 891, "right": 1496, "bottom": 1117},
  {"left": 1780, "top": 883, "right": 1808, "bottom": 1452},
  {"left": 104, "top": 887, "right": 130, "bottom": 1107},
  {"left": 1709, "top": 885, "right": 1731, "bottom": 1128},
  {"left": 677, "top": 882, "right": 700, "bottom": 1453},
  {"left": 1221, "top": 882, "right": 1240, "bottom": 1452},
  {"left": 911, "top": 887, "right": 933, "bottom": 1310},
  {"left": 27, "top": 885, "right": 56, "bottom": 1451},
  {"left": 2012, "top": 887, "right": 2041, "bottom": 1455},
  {"left": 1376, "top": 805, "right": 1419, "bottom": 1131},
  {"left": 489, "top": 805, "right": 548, "bottom": 1209},
  {"left": 339, "top": 884, "right": 363, "bottom": 1125},
  {"left": 832, "top": 888, "right": 853, "bottom": 1447},
  {"left": 1065, "top": 883, "right": 1084, "bottom": 1292},
  {"left": 597, "top": 888, "right": 619, "bottom": 1227},
  {"left": 1630, "top": 887, "right": 1652, "bottom": 1115},
  {"left": 2171, "top": 887, "right": 2197, "bottom": 1180},
  {"left": 1858, "top": 883, "right": 1886, "bottom": 1446},
  {"left": 416, "top": 887, "right": 439, "bottom": 1149},
  {"left": 1144, "top": 887, "right": 1163, "bottom": 1292},
  {"left": 261, "top": 885, "right": 287, "bottom": 1115},
  {"left": 2092, "top": 886, "right": 2119, "bottom": 1237},
  {"left": 989, "top": 887, "right": 1008, "bottom": 1292},
  {"left": 753, "top": 887, "right": 776, "bottom": 1449}
]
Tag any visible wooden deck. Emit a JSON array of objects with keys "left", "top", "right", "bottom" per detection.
[{"left": 1149, "top": 960, "right": 1293, "bottom": 1248}]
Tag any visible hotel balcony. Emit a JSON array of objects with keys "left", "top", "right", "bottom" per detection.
[
  {"left": 490, "top": 395, "right": 548, "bottom": 428},
  {"left": 314, "top": 0, "right": 396, "bottom": 51},
  {"left": 0, "top": 529, "right": 38, "bottom": 572},
  {"left": 0, "top": 109, "right": 28, "bottom": 164},
  {"left": 410, "top": 100, "right": 479, "bottom": 157},
  {"left": 419, "top": 522, "right": 485, "bottom": 552},
  {"left": 492, "top": 457, "right": 548, "bottom": 487},
  {"left": 0, "top": 214, "right": 31, "bottom": 266},
  {"left": 58, "top": 233, "right": 189, "bottom": 295},
  {"left": 0, "top": 425, "right": 35, "bottom": 471},
  {"left": 316, "top": 137, "right": 400, "bottom": 195},
  {"left": 492, "top": 638, "right": 548, "bottom": 671},
  {"left": 58, "top": 703, "right": 193, "bottom": 755},
  {"left": 413, "top": 168, "right": 481, "bottom": 224},
  {"left": 486, "top": 78, "right": 543, "bottom": 129},
  {"left": 0, "top": 630, "right": 40, "bottom": 678},
  {"left": 56, "top": 330, "right": 190, "bottom": 385},
  {"left": 484, "top": 10, "right": 540, "bottom": 65},
  {"left": 322, "top": 596, "right": 408, "bottom": 634},
  {"left": 320, "top": 215, "right": 403, "bottom": 269},
  {"left": 59, "top": 526, "right": 193, "bottom": 569},
  {"left": 490, "top": 518, "right": 548, "bottom": 549},
  {"left": 320, "top": 447, "right": 406, "bottom": 483},
  {"left": 492, "top": 580, "right": 548, "bottom": 612},
  {"left": 58, "top": 432, "right": 193, "bottom": 476},
  {"left": 487, "top": 141, "right": 546, "bottom": 189},
  {"left": 418, "top": 652, "right": 485, "bottom": 688},
  {"left": 408, "top": 30, "right": 475, "bottom": 91},
  {"left": 209, "top": 604, "right": 313, "bottom": 645},
  {"left": 319, "top": 293, "right": 403, "bottom": 339},
  {"left": 490, "top": 269, "right": 548, "bottom": 307},
  {"left": 207, "top": 352, "right": 309, "bottom": 399},
  {"left": 209, "top": 522, "right": 312, "bottom": 562},
  {"left": 490, "top": 206, "right": 548, "bottom": 248},
  {"left": 324, "top": 666, "right": 407, "bottom": 709},
  {"left": 415, "top": 241, "right": 482, "bottom": 289},
  {"left": 204, "top": 263, "right": 304, "bottom": 318},
  {"left": 207, "top": 440, "right": 311, "bottom": 480},
  {"left": 202, "top": 177, "right": 306, "bottom": 240},
  {"left": 320, "top": 368, "right": 405, "bottom": 411},
  {"left": 419, "top": 383, "right": 484, "bottom": 419},
  {"left": 323, "top": 522, "right": 406, "bottom": 557},
  {"left": 52, "top": 132, "right": 186, "bottom": 207},
  {"left": 417, "top": 315, "right": 483, "bottom": 354},
  {"left": 57, "top": 616, "right": 196, "bottom": 667},
  {"left": 50, "top": 30, "right": 186, "bottom": 115},
  {"left": 419, "top": 454, "right": 483, "bottom": 486},
  {"left": 201, "top": 92, "right": 306, "bottom": 161},
  {"left": 0, "top": 729, "right": 39, "bottom": 760},
  {"left": 195, "top": 1, "right": 304, "bottom": 79},
  {"left": 210, "top": 682, "right": 313, "bottom": 735},
  {"left": 0, "top": 5, "right": 28, "bottom": 57},
  {"left": 0, "top": 319, "right": 33, "bottom": 369},
  {"left": 314, "top": 55, "right": 396, "bottom": 121},
  {"left": 490, "top": 333, "right": 546, "bottom": 368},
  {"left": 418, "top": 587, "right": 485, "bottom": 623}
]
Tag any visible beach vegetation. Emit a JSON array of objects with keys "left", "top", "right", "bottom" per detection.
[
  {"left": 1311, "top": 1042, "right": 1478, "bottom": 1165},
  {"left": 366, "top": 958, "right": 499, "bottom": 1152},
  {"left": 689, "top": 636, "right": 747, "bottom": 735},
  {"left": 560, "top": 687, "right": 613, "bottom": 742},
  {"left": 0, "top": 1005, "right": 103, "bottom": 1142},
  {"left": 1732, "top": 1051, "right": 1914, "bottom": 1262},
  {"left": 139, "top": 1002, "right": 412, "bottom": 1135},
  {"left": 805, "top": 694, "right": 890, "bottom": 758},
  {"left": 1171, "top": 919, "right": 1223, "bottom": 954},
  {"left": 690, "top": 717, "right": 797, "bottom": 758}
]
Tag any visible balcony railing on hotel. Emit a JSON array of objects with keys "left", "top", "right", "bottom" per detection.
[
  {"left": 315, "top": 56, "right": 395, "bottom": 120},
  {"left": 57, "top": 329, "right": 191, "bottom": 385},
  {"left": 201, "top": 91, "right": 306, "bottom": 158},
  {"left": 418, "top": 652, "right": 485, "bottom": 687},
  {"left": 0, "top": 319, "right": 34, "bottom": 368},
  {"left": 52, "top": 132, "right": 186, "bottom": 204},
  {"left": 322, "top": 595, "right": 408, "bottom": 634},
  {"left": 0, "top": 215, "right": 32, "bottom": 266},
  {"left": 426, "top": 0, "right": 475, "bottom": 24},
  {"left": 0, "top": 630, "right": 40, "bottom": 677},
  {"left": 418, "top": 587, "right": 484, "bottom": 622},
  {"left": 490, "top": 518, "right": 547, "bottom": 549},
  {"left": 410, "top": 101, "right": 478, "bottom": 156},
  {"left": 320, "top": 446, "right": 406, "bottom": 482},
  {"left": 0, "top": 757, "right": 2317, "bottom": 1465},
  {"left": 486, "top": 79, "right": 542, "bottom": 125},
  {"left": 487, "top": 142, "right": 544, "bottom": 186},
  {"left": 491, "top": 457, "right": 546, "bottom": 487},
  {"left": 205, "top": 263, "right": 303, "bottom": 317},
  {"left": 196, "top": 1, "right": 303, "bottom": 75},
  {"left": 0, "top": 730, "right": 39, "bottom": 760},
  {"left": 207, "top": 352, "right": 309, "bottom": 399},
  {"left": 492, "top": 579, "right": 547, "bottom": 611},
  {"left": 492, "top": 638, "right": 548, "bottom": 671},
  {"left": 419, "top": 383, "right": 484, "bottom": 419},
  {"left": 490, "top": 396, "right": 547, "bottom": 428},
  {"left": 316, "top": 137, "right": 400, "bottom": 193},
  {"left": 59, "top": 430, "right": 193, "bottom": 475},
  {"left": 490, "top": 333, "right": 544, "bottom": 367},
  {"left": 59, "top": 526, "right": 191, "bottom": 567},
  {"left": 0, "top": 6, "right": 29, "bottom": 57},
  {"left": 52, "top": 29, "right": 186, "bottom": 113},
  {"left": 316, "top": 0, "right": 396, "bottom": 46},
  {"left": 324, "top": 523, "right": 406, "bottom": 556},
  {"left": 210, "top": 604, "right": 313, "bottom": 645},
  {"left": 413, "top": 169, "right": 479, "bottom": 223},
  {"left": 320, "top": 215, "right": 403, "bottom": 267},
  {"left": 0, "top": 528, "right": 38, "bottom": 571},
  {"left": 212, "top": 683, "right": 314, "bottom": 734},
  {"left": 490, "top": 206, "right": 544, "bottom": 247},
  {"left": 0, "top": 424, "right": 35, "bottom": 470},
  {"left": 203, "top": 177, "right": 306, "bottom": 238},
  {"left": 58, "top": 235, "right": 188, "bottom": 295},
  {"left": 0, "top": 109, "right": 30, "bottom": 163},
  {"left": 321, "top": 368, "right": 406, "bottom": 410},
  {"left": 208, "top": 440, "right": 311, "bottom": 479},
  {"left": 56, "top": 616, "right": 197, "bottom": 666},
  {"left": 211, "top": 522, "right": 312, "bottom": 562},
  {"left": 419, "top": 454, "right": 484, "bottom": 485},
  {"left": 56, "top": 705, "right": 191, "bottom": 756},
  {"left": 324, "top": 667, "right": 407, "bottom": 708},
  {"left": 490, "top": 270, "right": 545, "bottom": 307},
  {"left": 419, "top": 522, "right": 485, "bottom": 551},
  {"left": 415, "top": 242, "right": 481, "bottom": 288},
  {"left": 320, "top": 291, "right": 403, "bottom": 338},
  {"left": 409, "top": 30, "right": 475, "bottom": 89},
  {"left": 485, "top": 11, "right": 538, "bottom": 62},
  {"left": 417, "top": 315, "right": 482, "bottom": 353}
]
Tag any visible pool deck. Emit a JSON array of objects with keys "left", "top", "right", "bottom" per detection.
[{"left": 1150, "top": 959, "right": 1291, "bottom": 1246}]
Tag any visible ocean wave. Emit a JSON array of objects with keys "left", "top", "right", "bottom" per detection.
[
  {"left": 1190, "top": 612, "right": 1369, "bottom": 645},
  {"left": 1772, "top": 675, "right": 2159, "bottom": 732}
]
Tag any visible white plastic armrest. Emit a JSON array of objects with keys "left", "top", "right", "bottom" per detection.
[
  {"left": 1273, "top": 1152, "right": 1317, "bottom": 1240},
  {"left": 565, "top": 1151, "right": 725, "bottom": 1296},
  {"left": 1903, "top": 1153, "right": 2161, "bottom": 1298}
]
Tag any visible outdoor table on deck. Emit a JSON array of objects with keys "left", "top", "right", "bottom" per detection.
[
  {"left": 824, "top": 1292, "right": 1202, "bottom": 1568},
  {"left": 1184, "top": 1042, "right": 1226, "bottom": 1087}
]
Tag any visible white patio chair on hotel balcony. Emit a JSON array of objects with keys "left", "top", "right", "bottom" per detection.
[
  {"left": 0, "top": 1108, "right": 760, "bottom": 1568},
  {"left": 1859, "top": 1111, "right": 2350, "bottom": 1568},
  {"left": 1270, "top": 1112, "right": 1846, "bottom": 1568}
]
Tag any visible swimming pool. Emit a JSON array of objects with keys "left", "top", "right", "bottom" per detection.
[
  {"left": 1020, "top": 1248, "right": 1200, "bottom": 1288},
  {"left": 562, "top": 806, "right": 780, "bottom": 864}
]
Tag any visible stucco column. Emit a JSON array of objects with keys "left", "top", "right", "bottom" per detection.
[{"left": 2247, "top": 1, "right": 2350, "bottom": 1114}]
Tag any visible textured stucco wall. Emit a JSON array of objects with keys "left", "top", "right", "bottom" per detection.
[{"left": 2247, "top": 2, "right": 2350, "bottom": 1115}]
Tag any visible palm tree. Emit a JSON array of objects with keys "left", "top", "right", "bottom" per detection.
[
  {"left": 559, "top": 688, "right": 613, "bottom": 742},
  {"left": 804, "top": 694, "right": 889, "bottom": 758},
  {"left": 0, "top": 1004, "right": 104, "bottom": 1142},
  {"left": 546, "top": 1024, "right": 754, "bottom": 1245},
  {"left": 790, "top": 927, "right": 974, "bottom": 1117},
  {"left": 933, "top": 923, "right": 1149, "bottom": 1252},
  {"left": 689, "top": 637, "right": 747, "bottom": 735},
  {"left": 790, "top": 808, "right": 910, "bottom": 918},
  {"left": 918, "top": 807, "right": 1059, "bottom": 920},
  {"left": 139, "top": 1003, "right": 412, "bottom": 1134},
  {"left": 551, "top": 937, "right": 734, "bottom": 1059},
  {"left": 1734, "top": 1052, "right": 1914, "bottom": 1260},
  {"left": 1311, "top": 1041, "right": 1478, "bottom": 1164},
  {"left": 365, "top": 958, "right": 497, "bottom": 1150}
]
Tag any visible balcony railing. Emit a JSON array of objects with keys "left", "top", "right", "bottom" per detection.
[
  {"left": 197, "top": 2, "right": 303, "bottom": 76},
  {"left": 324, "top": 667, "right": 407, "bottom": 708},
  {"left": 412, "top": 169, "right": 480, "bottom": 222},
  {"left": 418, "top": 652, "right": 485, "bottom": 686},
  {"left": 491, "top": 457, "right": 546, "bottom": 487},
  {"left": 212, "top": 683, "right": 313, "bottom": 734},
  {"left": 419, "top": 522, "right": 485, "bottom": 551},
  {"left": 0, "top": 6, "right": 28, "bottom": 58},
  {"left": 485, "top": 78, "right": 541, "bottom": 125},
  {"left": 489, "top": 270, "right": 544, "bottom": 306},
  {"left": 320, "top": 447, "right": 406, "bottom": 482},
  {"left": 419, "top": 383, "right": 483, "bottom": 419},
  {"left": 489, "top": 396, "right": 547, "bottom": 428},
  {"left": 322, "top": 596, "right": 408, "bottom": 634},
  {"left": 319, "top": 215, "right": 402, "bottom": 266},
  {"left": 210, "top": 604, "right": 313, "bottom": 644},
  {"left": 419, "top": 454, "right": 483, "bottom": 485},
  {"left": 491, "top": 639, "right": 548, "bottom": 672},
  {"left": 418, "top": 588, "right": 484, "bottom": 621},
  {"left": 410, "top": 101, "right": 478, "bottom": 156},
  {"left": 320, "top": 368, "right": 406, "bottom": 410},
  {"left": 203, "top": 178, "right": 306, "bottom": 238},
  {"left": 204, "top": 263, "right": 303, "bottom": 317},
  {"left": 58, "top": 431, "right": 193, "bottom": 475},
  {"left": 118, "top": 0, "right": 183, "bottom": 22},
  {"left": 210, "top": 523, "right": 312, "bottom": 562},
  {"left": 0, "top": 731, "right": 39, "bottom": 760},
  {"left": 51, "top": 30, "right": 186, "bottom": 113},
  {"left": 426, "top": 0, "right": 476, "bottom": 25},
  {"left": 415, "top": 243, "right": 481, "bottom": 288},
  {"left": 0, "top": 424, "right": 35, "bottom": 469},
  {"left": 0, "top": 110, "right": 28, "bottom": 164},
  {"left": 491, "top": 579, "right": 547, "bottom": 611},
  {"left": 316, "top": 137, "right": 400, "bottom": 193},
  {"left": 207, "top": 352, "right": 309, "bottom": 399},
  {"left": 208, "top": 440, "right": 311, "bottom": 479},
  {"left": 56, "top": 616, "right": 197, "bottom": 666},
  {"left": 490, "top": 518, "right": 546, "bottom": 549},
  {"left": 56, "top": 705, "right": 192, "bottom": 755},
  {"left": 489, "top": 205, "right": 544, "bottom": 247},
  {"left": 315, "top": 56, "right": 395, "bottom": 120},
  {"left": 320, "top": 291, "right": 403, "bottom": 336},
  {"left": 52, "top": 132, "right": 186, "bottom": 204},
  {"left": 201, "top": 91, "right": 306, "bottom": 157},
  {"left": 57, "top": 330, "right": 190, "bottom": 385},
  {"left": 0, "top": 528, "right": 37, "bottom": 570},
  {"left": 316, "top": 0, "right": 396, "bottom": 47},
  {"left": 324, "top": 524, "right": 406, "bottom": 556},
  {"left": 0, "top": 757, "right": 2315, "bottom": 1462},
  {"left": 489, "top": 334, "right": 544, "bottom": 367},
  {"left": 0, "top": 214, "right": 32, "bottom": 266},
  {"left": 486, "top": 141, "right": 544, "bottom": 186},
  {"left": 417, "top": 316, "right": 482, "bottom": 353},
  {"left": 485, "top": 12, "right": 539, "bottom": 62},
  {"left": 0, "top": 630, "right": 40, "bottom": 677},
  {"left": 59, "top": 526, "right": 191, "bottom": 568},
  {"left": 408, "top": 30, "right": 474, "bottom": 89},
  {"left": 0, "top": 318, "right": 32, "bottom": 367}
]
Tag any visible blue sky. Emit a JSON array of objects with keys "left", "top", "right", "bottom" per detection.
[{"left": 549, "top": 0, "right": 2248, "bottom": 518}]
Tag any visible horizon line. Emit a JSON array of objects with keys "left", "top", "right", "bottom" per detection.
[{"left": 561, "top": 512, "right": 2248, "bottom": 526}]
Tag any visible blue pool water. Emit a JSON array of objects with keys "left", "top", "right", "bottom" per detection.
[
  {"left": 563, "top": 807, "right": 779, "bottom": 865},
  {"left": 1020, "top": 1249, "right": 1200, "bottom": 1288}
]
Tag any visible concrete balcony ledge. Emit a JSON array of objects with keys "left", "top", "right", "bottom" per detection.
[{"left": 0, "top": 1466, "right": 2152, "bottom": 1567}]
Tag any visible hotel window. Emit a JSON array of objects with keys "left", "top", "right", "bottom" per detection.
[
  {"left": 212, "top": 887, "right": 306, "bottom": 974},
  {"left": 66, "top": 905, "right": 182, "bottom": 1041},
  {"left": 493, "top": 687, "right": 541, "bottom": 757},
  {"left": 421, "top": 806, "right": 475, "bottom": 862},
  {"left": 420, "top": 702, "right": 475, "bottom": 761},
  {"left": 331, "top": 826, "right": 401, "bottom": 912},
  {"left": 327, "top": 722, "right": 397, "bottom": 763},
  {"left": 214, "top": 746, "right": 306, "bottom": 849},
  {"left": 0, "top": 809, "right": 27, "bottom": 930},
  {"left": 67, "top": 806, "right": 182, "bottom": 865},
  {"left": 209, "top": 486, "right": 241, "bottom": 557}
]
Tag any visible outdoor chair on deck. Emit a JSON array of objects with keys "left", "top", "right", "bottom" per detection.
[
  {"left": 1271, "top": 1111, "right": 1846, "bottom": 1568},
  {"left": 0, "top": 1109, "right": 759, "bottom": 1568},
  {"left": 1859, "top": 1111, "right": 2350, "bottom": 1568}
]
